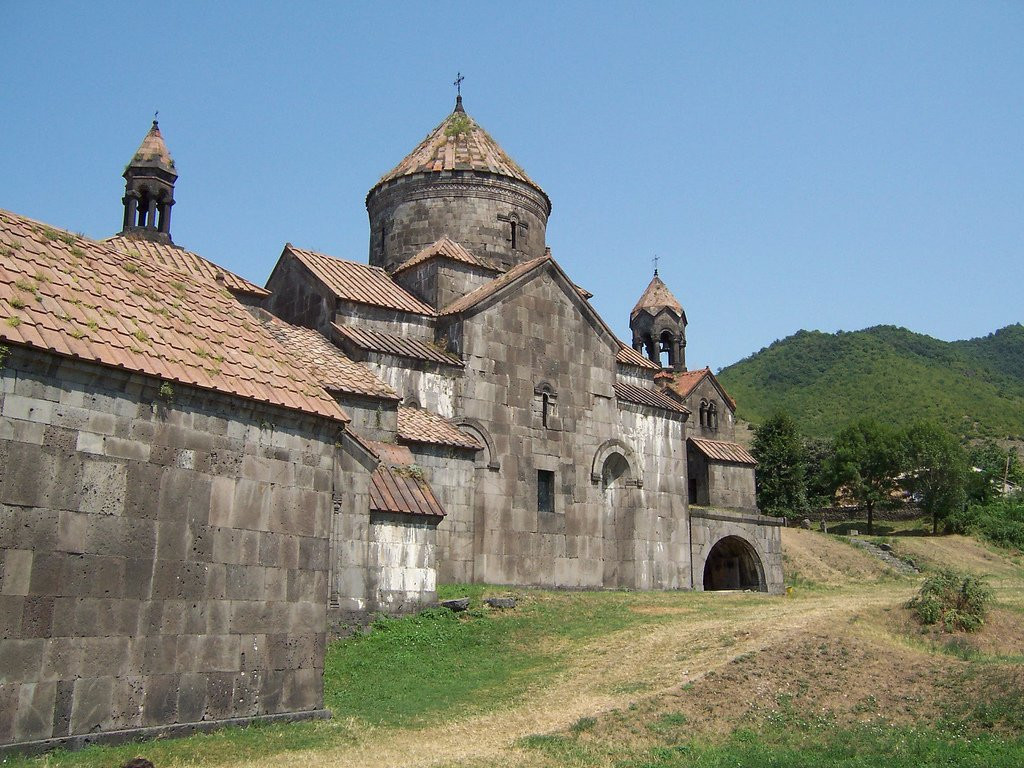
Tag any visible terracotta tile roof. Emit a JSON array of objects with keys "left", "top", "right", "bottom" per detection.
[
  {"left": 392, "top": 236, "right": 501, "bottom": 275},
  {"left": 285, "top": 244, "right": 435, "bottom": 315},
  {"left": 105, "top": 236, "right": 270, "bottom": 298},
  {"left": 332, "top": 323, "right": 463, "bottom": 367},
  {"left": 0, "top": 208, "right": 348, "bottom": 424},
  {"left": 370, "top": 463, "right": 447, "bottom": 518},
  {"left": 689, "top": 437, "right": 757, "bottom": 466},
  {"left": 127, "top": 120, "right": 175, "bottom": 174},
  {"left": 659, "top": 368, "right": 737, "bottom": 409},
  {"left": 256, "top": 315, "right": 399, "bottom": 401},
  {"left": 631, "top": 273, "right": 685, "bottom": 321},
  {"left": 440, "top": 254, "right": 550, "bottom": 316},
  {"left": 363, "top": 441, "right": 447, "bottom": 518},
  {"left": 614, "top": 381, "right": 689, "bottom": 414},
  {"left": 371, "top": 101, "right": 548, "bottom": 206},
  {"left": 398, "top": 406, "right": 482, "bottom": 450},
  {"left": 617, "top": 340, "right": 661, "bottom": 370}
]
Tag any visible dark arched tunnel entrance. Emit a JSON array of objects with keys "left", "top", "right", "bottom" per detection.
[{"left": 702, "top": 535, "right": 766, "bottom": 592}]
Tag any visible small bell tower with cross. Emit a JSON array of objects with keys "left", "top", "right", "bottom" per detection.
[{"left": 120, "top": 114, "right": 178, "bottom": 244}]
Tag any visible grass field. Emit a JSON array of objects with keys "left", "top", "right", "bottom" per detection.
[{"left": 10, "top": 525, "right": 1024, "bottom": 768}]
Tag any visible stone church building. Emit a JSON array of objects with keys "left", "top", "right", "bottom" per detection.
[{"left": 0, "top": 99, "right": 780, "bottom": 751}]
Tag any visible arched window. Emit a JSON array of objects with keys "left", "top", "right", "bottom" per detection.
[
  {"left": 534, "top": 382, "right": 557, "bottom": 430},
  {"left": 708, "top": 401, "right": 718, "bottom": 431},
  {"left": 699, "top": 399, "right": 708, "bottom": 428},
  {"left": 659, "top": 330, "right": 675, "bottom": 369}
]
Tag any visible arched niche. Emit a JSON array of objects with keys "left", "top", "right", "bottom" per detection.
[
  {"left": 451, "top": 417, "right": 499, "bottom": 471},
  {"left": 702, "top": 535, "right": 766, "bottom": 592},
  {"left": 590, "top": 439, "right": 641, "bottom": 488}
]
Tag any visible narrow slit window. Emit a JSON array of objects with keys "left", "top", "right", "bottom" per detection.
[
  {"left": 542, "top": 392, "right": 550, "bottom": 428},
  {"left": 538, "top": 470, "right": 554, "bottom": 514},
  {"left": 510, "top": 219, "right": 518, "bottom": 250}
]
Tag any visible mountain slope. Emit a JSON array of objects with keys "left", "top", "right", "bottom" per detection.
[{"left": 717, "top": 324, "right": 1024, "bottom": 439}]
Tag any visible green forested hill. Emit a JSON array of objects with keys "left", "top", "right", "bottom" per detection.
[{"left": 717, "top": 324, "right": 1024, "bottom": 439}]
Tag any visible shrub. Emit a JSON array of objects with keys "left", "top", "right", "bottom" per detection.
[{"left": 907, "top": 569, "right": 993, "bottom": 632}]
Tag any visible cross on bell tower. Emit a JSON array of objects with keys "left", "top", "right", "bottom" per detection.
[
  {"left": 120, "top": 118, "right": 177, "bottom": 244},
  {"left": 453, "top": 72, "right": 465, "bottom": 112}
]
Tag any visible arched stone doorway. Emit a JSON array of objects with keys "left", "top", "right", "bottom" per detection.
[{"left": 702, "top": 535, "right": 766, "bottom": 592}]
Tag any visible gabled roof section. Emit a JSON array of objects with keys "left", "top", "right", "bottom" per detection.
[
  {"left": 392, "top": 236, "right": 501, "bottom": 276},
  {"left": 283, "top": 244, "right": 435, "bottom": 315},
  {"left": 398, "top": 406, "right": 482, "bottom": 450},
  {"left": 372, "top": 100, "right": 548, "bottom": 206},
  {"left": 256, "top": 314, "right": 399, "bottom": 401},
  {"left": 439, "top": 253, "right": 620, "bottom": 351},
  {"left": 127, "top": 120, "right": 175, "bottom": 174},
  {"left": 0, "top": 208, "right": 348, "bottom": 424},
  {"left": 332, "top": 323, "right": 463, "bottom": 367},
  {"left": 614, "top": 381, "right": 689, "bottom": 415},
  {"left": 689, "top": 437, "right": 757, "bottom": 466},
  {"left": 616, "top": 340, "right": 661, "bottom": 371},
  {"left": 631, "top": 273, "right": 685, "bottom": 322},
  {"left": 105, "top": 236, "right": 270, "bottom": 299},
  {"left": 658, "top": 367, "right": 737, "bottom": 410}
]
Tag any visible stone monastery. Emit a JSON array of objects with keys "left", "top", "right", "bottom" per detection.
[{"left": 0, "top": 96, "right": 781, "bottom": 751}]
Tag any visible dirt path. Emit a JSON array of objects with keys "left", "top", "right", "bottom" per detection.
[{"left": 240, "top": 586, "right": 912, "bottom": 768}]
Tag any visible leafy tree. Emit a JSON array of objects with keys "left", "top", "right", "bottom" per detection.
[
  {"left": 751, "top": 412, "right": 808, "bottom": 517},
  {"left": 803, "top": 435, "right": 837, "bottom": 508},
  {"left": 831, "top": 419, "right": 905, "bottom": 533},
  {"left": 903, "top": 422, "right": 968, "bottom": 535}
]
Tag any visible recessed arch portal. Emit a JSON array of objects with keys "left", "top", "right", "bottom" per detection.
[{"left": 702, "top": 536, "right": 766, "bottom": 592}]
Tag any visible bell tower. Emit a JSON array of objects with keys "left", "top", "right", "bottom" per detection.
[
  {"left": 120, "top": 119, "right": 177, "bottom": 244},
  {"left": 630, "top": 268, "right": 687, "bottom": 371}
]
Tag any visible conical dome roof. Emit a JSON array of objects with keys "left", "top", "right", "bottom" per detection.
[
  {"left": 631, "top": 273, "right": 684, "bottom": 320},
  {"left": 126, "top": 120, "right": 176, "bottom": 176},
  {"left": 372, "top": 98, "right": 546, "bottom": 202}
]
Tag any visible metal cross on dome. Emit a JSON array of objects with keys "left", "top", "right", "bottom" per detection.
[
  {"left": 653, "top": 255, "right": 660, "bottom": 276},
  {"left": 454, "top": 72, "right": 464, "bottom": 97}
]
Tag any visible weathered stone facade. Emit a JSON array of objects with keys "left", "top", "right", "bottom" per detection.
[{"left": 0, "top": 347, "right": 335, "bottom": 751}]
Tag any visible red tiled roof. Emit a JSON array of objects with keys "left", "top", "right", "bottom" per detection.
[
  {"left": 440, "top": 254, "right": 550, "bottom": 316},
  {"left": 285, "top": 244, "right": 435, "bottom": 315},
  {"left": 617, "top": 340, "right": 661, "bottom": 371},
  {"left": 332, "top": 323, "right": 463, "bottom": 367},
  {"left": 398, "top": 406, "right": 482, "bottom": 450},
  {"left": 689, "top": 437, "right": 757, "bottom": 466},
  {"left": 370, "top": 464, "right": 447, "bottom": 518},
  {"left": 127, "top": 120, "right": 175, "bottom": 173},
  {"left": 659, "top": 368, "right": 737, "bottom": 409},
  {"left": 106, "top": 236, "right": 270, "bottom": 298},
  {"left": 614, "top": 381, "right": 689, "bottom": 414},
  {"left": 371, "top": 101, "right": 548, "bottom": 206},
  {"left": 256, "top": 315, "right": 399, "bottom": 401},
  {"left": 392, "top": 236, "right": 500, "bottom": 275},
  {"left": 0, "top": 208, "right": 348, "bottom": 424},
  {"left": 631, "top": 273, "right": 684, "bottom": 320}
]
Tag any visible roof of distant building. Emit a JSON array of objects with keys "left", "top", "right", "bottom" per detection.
[
  {"left": 371, "top": 100, "right": 547, "bottom": 206},
  {"left": 392, "top": 236, "right": 501, "bottom": 275},
  {"left": 105, "top": 236, "right": 269, "bottom": 299},
  {"left": 658, "top": 367, "right": 737, "bottom": 410},
  {"left": 256, "top": 314, "right": 399, "bottom": 401},
  {"left": 0, "top": 208, "right": 348, "bottom": 424},
  {"left": 283, "top": 244, "right": 435, "bottom": 315},
  {"left": 688, "top": 437, "right": 757, "bottom": 466},
  {"left": 332, "top": 323, "right": 463, "bottom": 367},
  {"left": 398, "top": 406, "right": 482, "bottom": 450},
  {"left": 614, "top": 381, "right": 689, "bottom": 414}
]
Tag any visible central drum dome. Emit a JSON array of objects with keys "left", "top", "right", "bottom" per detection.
[{"left": 366, "top": 97, "right": 551, "bottom": 273}]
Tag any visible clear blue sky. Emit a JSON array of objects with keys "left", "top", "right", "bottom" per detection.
[{"left": 2, "top": 2, "right": 1021, "bottom": 371}]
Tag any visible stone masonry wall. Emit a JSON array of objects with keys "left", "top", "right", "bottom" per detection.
[
  {"left": 690, "top": 509, "right": 784, "bottom": 594},
  {"left": 0, "top": 347, "right": 337, "bottom": 750}
]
